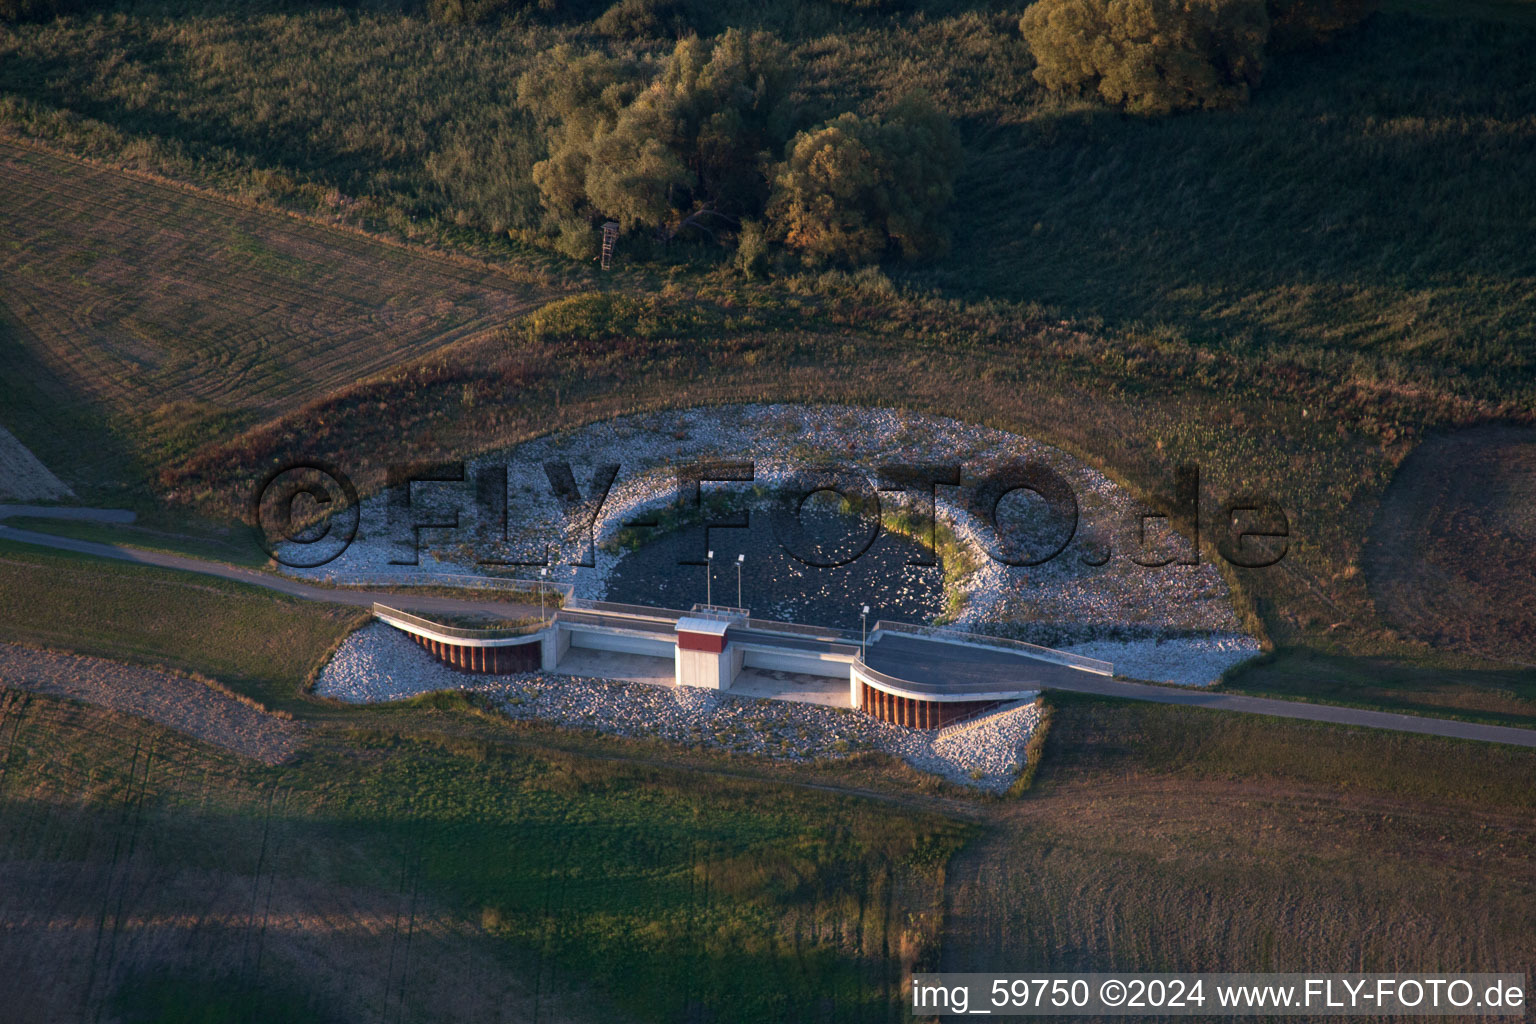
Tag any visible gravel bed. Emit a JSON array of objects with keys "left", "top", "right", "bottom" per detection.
[
  {"left": 0, "top": 643, "right": 299, "bottom": 765},
  {"left": 317, "top": 622, "right": 1040, "bottom": 792},
  {"left": 0, "top": 426, "right": 73, "bottom": 501},
  {"left": 283, "top": 404, "right": 1263, "bottom": 686},
  {"left": 1061, "top": 633, "right": 1262, "bottom": 687}
]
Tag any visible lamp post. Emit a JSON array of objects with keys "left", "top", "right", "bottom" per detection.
[
  {"left": 861, "top": 605, "right": 870, "bottom": 658},
  {"left": 706, "top": 549, "right": 714, "bottom": 607},
  {"left": 736, "top": 553, "right": 745, "bottom": 610},
  {"left": 539, "top": 566, "right": 548, "bottom": 625}
]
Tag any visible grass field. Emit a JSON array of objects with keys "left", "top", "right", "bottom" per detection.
[
  {"left": 1223, "top": 646, "right": 1536, "bottom": 728},
  {"left": 1362, "top": 424, "right": 1536, "bottom": 665},
  {"left": 0, "top": 139, "right": 566, "bottom": 501},
  {"left": 1, "top": 662, "right": 1529, "bottom": 1022},
  {"left": 943, "top": 694, "right": 1536, "bottom": 979},
  {"left": 1, "top": 0, "right": 1531, "bottom": 413},
  {"left": 3, "top": 513, "right": 271, "bottom": 566},
  {"left": 1, "top": 3, "right": 1534, "bottom": 1014},
  {"left": 0, "top": 539, "right": 360, "bottom": 709},
  {"left": 0, "top": 689, "right": 964, "bottom": 1023}
]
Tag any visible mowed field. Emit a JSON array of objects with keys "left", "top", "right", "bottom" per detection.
[
  {"left": 0, "top": 140, "right": 561, "bottom": 493},
  {"left": 0, "top": 683, "right": 963, "bottom": 1024},
  {"left": 1364, "top": 425, "right": 1536, "bottom": 665},
  {"left": 943, "top": 697, "right": 1536, "bottom": 981}
]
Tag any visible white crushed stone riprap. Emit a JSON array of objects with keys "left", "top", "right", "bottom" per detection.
[
  {"left": 316, "top": 622, "right": 1039, "bottom": 792},
  {"left": 280, "top": 404, "right": 1263, "bottom": 688},
  {"left": 0, "top": 425, "right": 74, "bottom": 501},
  {"left": 930, "top": 702, "right": 1042, "bottom": 781},
  {"left": 1060, "top": 633, "right": 1263, "bottom": 687}
]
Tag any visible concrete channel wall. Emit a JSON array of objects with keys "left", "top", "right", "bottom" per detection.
[{"left": 372, "top": 601, "right": 1097, "bottom": 730}]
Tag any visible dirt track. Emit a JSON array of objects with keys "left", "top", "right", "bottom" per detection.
[{"left": 0, "top": 643, "right": 300, "bottom": 765}]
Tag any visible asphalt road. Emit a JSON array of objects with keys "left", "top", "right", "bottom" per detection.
[
  {"left": 5, "top": 505, "right": 1535, "bottom": 749},
  {"left": 867, "top": 634, "right": 1536, "bottom": 748},
  {"left": 0, "top": 506, "right": 540, "bottom": 621}
]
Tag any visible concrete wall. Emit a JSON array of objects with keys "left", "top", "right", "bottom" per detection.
[
  {"left": 541, "top": 625, "right": 571, "bottom": 672},
  {"left": 405, "top": 633, "right": 542, "bottom": 674},
  {"left": 676, "top": 645, "right": 738, "bottom": 690},
  {"left": 567, "top": 626, "right": 674, "bottom": 659},
  {"left": 739, "top": 644, "right": 855, "bottom": 678}
]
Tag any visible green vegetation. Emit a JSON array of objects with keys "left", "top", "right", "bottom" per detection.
[
  {"left": 521, "top": 32, "right": 792, "bottom": 239},
  {"left": 517, "top": 29, "right": 959, "bottom": 265},
  {"left": 945, "top": 694, "right": 1536, "bottom": 978},
  {"left": 1021, "top": 0, "right": 1271, "bottom": 114},
  {"left": 877, "top": 503, "right": 980, "bottom": 624},
  {"left": 8, "top": 668, "right": 1527, "bottom": 1022},
  {"left": 1004, "top": 697, "right": 1053, "bottom": 795},
  {"left": 1, "top": 0, "right": 1533, "bottom": 1018},
  {"left": 1019, "top": 0, "right": 1376, "bottom": 114},
  {"left": 1, "top": 0, "right": 1529, "bottom": 407},
  {"left": 0, "top": 540, "right": 361, "bottom": 709},
  {"left": 3, "top": 514, "right": 269, "bottom": 567},
  {"left": 0, "top": 0, "right": 75, "bottom": 22},
  {"left": 1046, "top": 692, "right": 1536, "bottom": 805},
  {"left": 0, "top": 690, "right": 965, "bottom": 1023},
  {"left": 768, "top": 92, "right": 961, "bottom": 265},
  {"left": 1224, "top": 646, "right": 1536, "bottom": 728}
]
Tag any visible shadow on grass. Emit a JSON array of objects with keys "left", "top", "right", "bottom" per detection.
[{"left": 1220, "top": 645, "right": 1536, "bottom": 729}]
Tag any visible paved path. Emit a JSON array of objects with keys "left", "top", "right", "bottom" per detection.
[
  {"left": 0, "top": 506, "right": 540, "bottom": 621},
  {"left": 5, "top": 506, "right": 1536, "bottom": 749},
  {"left": 866, "top": 634, "right": 1092, "bottom": 696},
  {"left": 869, "top": 634, "right": 1536, "bottom": 748}
]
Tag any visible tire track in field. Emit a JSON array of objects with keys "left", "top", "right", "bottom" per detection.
[{"left": 0, "top": 140, "right": 563, "bottom": 431}]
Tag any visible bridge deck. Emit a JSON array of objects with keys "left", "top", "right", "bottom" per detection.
[{"left": 863, "top": 634, "right": 1089, "bottom": 698}]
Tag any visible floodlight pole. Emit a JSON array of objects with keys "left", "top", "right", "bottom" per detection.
[
  {"left": 861, "top": 605, "right": 870, "bottom": 659},
  {"left": 736, "top": 553, "right": 745, "bottom": 610},
  {"left": 706, "top": 549, "right": 714, "bottom": 607},
  {"left": 539, "top": 567, "right": 548, "bottom": 625}
]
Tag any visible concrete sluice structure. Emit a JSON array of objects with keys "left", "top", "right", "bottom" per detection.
[
  {"left": 372, "top": 600, "right": 1113, "bottom": 731},
  {"left": 852, "top": 681, "right": 1002, "bottom": 730},
  {"left": 403, "top": 632, "right": 541, "bottom": 674}
]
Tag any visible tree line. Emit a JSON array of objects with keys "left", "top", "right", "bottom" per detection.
[
  {"left": 1020, "top": 0, "right": 1377, "bottom": 115},
  {"left": 515, "top": 29, "right": 962, "bottom": 271}
]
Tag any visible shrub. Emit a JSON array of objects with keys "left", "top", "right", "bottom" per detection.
[
  {"left": 519, "top": 46, "right": 645, "bottom": 216},
  {"left": 1020, "top": 0, "right": 1271, "bottom": 115},
  {"left": 733, "top": 219, "right": 770, "bottom": 277},
  {"left": 521, "top": 30, "right": 794, "bottom": 238},
  {"left": 1, "top": 0, "right": 75, "bottom": 20},
  {"left": 767, "top": 92, "right": 961, "bottom": 266},
  {"left": 554, "top": 218, "right": 599, "bottom": 261},
  {"left": 428, "top": 0, "right": 548, "bottom": 24},
  {"left": 1265, "top": 0, "right": 1377, "bottom": 51},
  {"left": 594, "top": 0, "right": 691, "bottom": 38}
]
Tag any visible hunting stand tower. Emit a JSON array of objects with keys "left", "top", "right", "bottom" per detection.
[{"left": 600, "top": 222, "right": 620, "bottom": 270}]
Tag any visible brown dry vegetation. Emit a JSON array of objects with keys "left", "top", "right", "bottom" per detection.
[
  {"left": 0, "top": 139, "right": 567, "bottom": 498},
  {"left": 0, "top": 678, "right": 965, "bottom": 1024},
  {"left": 1364, "top": 424, "right": 1536, "bottom": 665},
  {"left": 0, "top": 642, "right": 301, "bottom": 764},
  {"left": 942, "top": 696, "right": 1536, "bottom": 984}
]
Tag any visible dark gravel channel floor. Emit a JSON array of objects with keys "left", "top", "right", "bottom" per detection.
[{"left": 602, "top": 506, "right": 947, "bottom": 631}]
